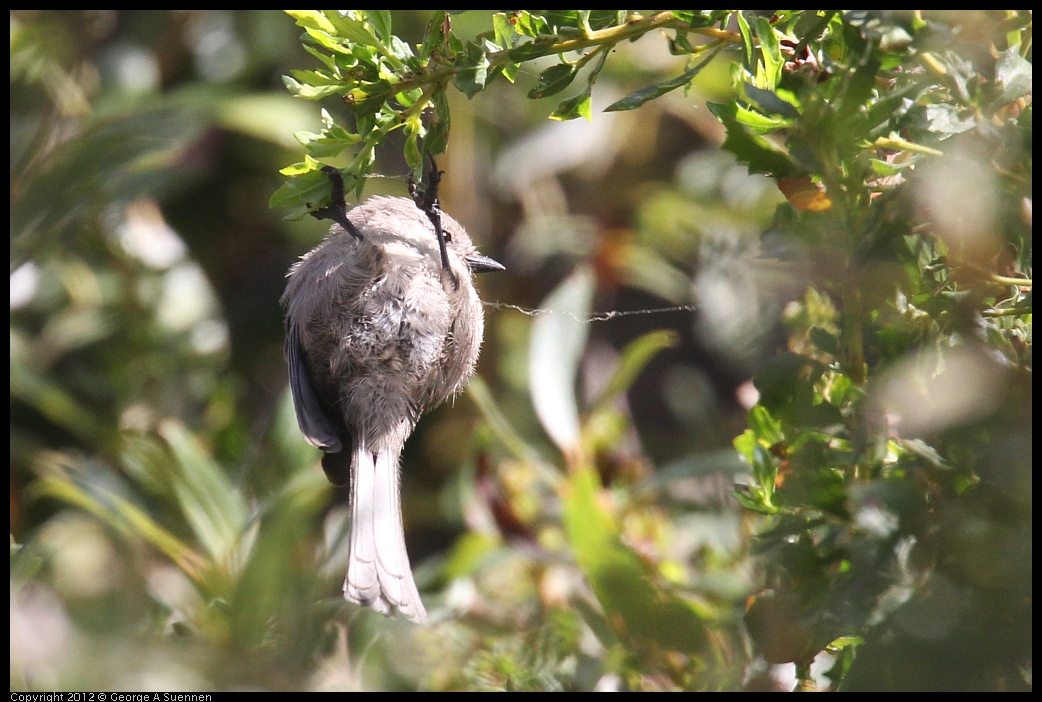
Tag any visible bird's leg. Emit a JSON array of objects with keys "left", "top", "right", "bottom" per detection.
[
  {"left": 309, "top": 166, "right": 364, "bottom": 240},
  {"left": 410, "top": 155, "right": 458, "bottom": 289}
]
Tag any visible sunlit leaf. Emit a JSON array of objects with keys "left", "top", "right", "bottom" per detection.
[
  {"left": 550, "top": 89, "right": 592, "bottom": 122},
  {"left": 159, "top": 420, "right": 249, "bottom": 566},
  {"left": 708, "top": 101, "right": 797, "bottom": 176},
  {"left": 754, "top": 16, "right": 783, "bottom": 90},
  {"left": 32, "top": 473, "right": 207, "bottom": 582},
  {"left": 563, "top": 467, "right": 708, "bottom": 654}
]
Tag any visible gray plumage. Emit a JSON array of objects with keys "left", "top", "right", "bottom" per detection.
[{"left": 282, "top": 195, "right": 501, "bottom": 622}]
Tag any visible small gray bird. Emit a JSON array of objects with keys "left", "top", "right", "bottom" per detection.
[{"left": 282, "top": 195, "right": 502, "bottom": 622}]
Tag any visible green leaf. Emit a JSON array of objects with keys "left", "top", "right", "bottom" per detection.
[
  {"left": 550, "top": 89, "right": 593, "bottom": 122},
  {"left": 587, "top": 10, "right": 626, "bottom": 31},
  {"left": 742, "top": 83, "right": 801, "bottom": 119},
  {"left": 734, "top": 103, "right": 794, "bottom": 132},
  {"left": 605, "top": 45, "right": 723, "bottom": 112},
  {"left": 735, "top": 11, "right": 755, "bottom": 72},
  {"left": 492, "top": 12, "right": 521, "bottom": 82},
  {"left": 467, "top": 376, "right": 544, "bottom": 464},
  {"left": 301, "top": 43, "right": 338, "bottom": 71},
  {"left": 513, "top": 11, "right": 549, "bottom": 39},
  {"left": 294, "top": 125, "right": 360, "bottom": 159},
  {"left": 507, "top": 40, "right": 555, "bottom": 63},
  {"left": 367, "top": 10, "right": 392, "bottom": 42},
  {"left": 751, "top": 445, "right": 778, "bottom": 501},
  {"left": 453, "top": 41, "right": 492, "bottom": 98},
  {"left": 281, "top": 75, "right": 344, "bottom": 101},
  {"left": 528, "top": 62, "right": 580, "bottom": 100},
  {"left": 404, "top": 129, "right": 422, "bottom": 178},
  {"left": 419, "top": 10, "right": 448, "bottom": 63},
  {"left": 733, "top": 484, "right": 774, "bottom": 514},
  {"left": 424, "top": 89, "right": 451, "bottom": 155},
  {"left": 707, "top": 101, "right": 797, "bottom": 176},
  {"left": 754, "top": 16, "right": 783, "bottom": 90},
  {"left": 590, "top": 330, "right": 679, "bottom": 409},
  {"left": 159, "top": 420, "right": 248, "bottom": 565},
  {"left": 324, "top": 11, "right": 381, "bottom": 48},
  {"left": 924, "top": 104, "right": 976, "bottom": 135},
  {"left": 284, "top": 9, "right": 336, "bottom": 34},
  {"left": 563, "top": 467, "right": 708, "bottom": 654},
  {"left": 529, "top": 267, "right": 594, "bottom": 453},
  {"left": 544, "top": 10, "right": 582, "bottom": 34},
  {"left": 33, "top": 472, "right": 207, "bottom": 580},
  {"left": 809, "top": 325, "right": 839, "bottom": 356},
  {"left": 670, "top": 10, "right": 725, "bottom": 29},
  {"left": 993, "top": 45, "right": 1032, "bottom": 106},
  {"left": 269, "top": 167, "right": 334, "bottom": 210},
  {"left": 748, "top": 404, "right": 784, "bottom": 446}
]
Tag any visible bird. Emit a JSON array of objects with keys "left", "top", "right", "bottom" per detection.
[{"left": 282, "top": 193, "right": 502, "bottom": 622}]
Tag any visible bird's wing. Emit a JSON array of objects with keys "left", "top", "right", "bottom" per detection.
[{"left": 285, "top": 320, "right": 343, "bottom": 454}]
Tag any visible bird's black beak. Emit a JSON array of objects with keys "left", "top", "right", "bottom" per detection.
[{"left": 466, "top": 253, "right": 506, "bottom": 274}]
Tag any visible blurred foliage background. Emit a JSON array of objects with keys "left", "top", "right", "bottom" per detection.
[{"left": 10, "top": 10, "right": 1031, "bottom": 692}]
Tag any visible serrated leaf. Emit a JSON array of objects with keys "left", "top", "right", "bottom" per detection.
[
  {"left": 708, "top": 101, "right": 797, "bottom": 176},
  {"left": 734, "top": 103, "right": 794, "bottom": 132},
  {"left": 529, "top": 267, "right": 594, "bottom": 453}
]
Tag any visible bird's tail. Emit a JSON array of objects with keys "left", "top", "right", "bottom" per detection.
[{"left": 344, "top": 443, "right": 427, "bottom": 622}]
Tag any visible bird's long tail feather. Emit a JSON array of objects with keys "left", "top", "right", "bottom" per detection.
[{"left": 344, "top": 443, "right": 426, "bottom": 622}]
